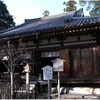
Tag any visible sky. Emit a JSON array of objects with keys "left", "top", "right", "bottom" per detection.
[{"left": 3, "top": 0, "right": 89, "bottom": 25}]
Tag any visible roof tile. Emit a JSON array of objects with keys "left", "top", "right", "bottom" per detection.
[{"left": 0, "top": 9, "right": 100, "bottom": 39}]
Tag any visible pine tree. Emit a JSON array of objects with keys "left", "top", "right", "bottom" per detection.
[
  {"left": 79, "top": 0, "right": 100, "bottom": 16},
  {"left": 0, "top": 0, "right": 15, "bottom": 30},
  {"left": 63, "top": 0, "right": 77, "bottom": 12},
  {"left": 43, "top": 10, "right": 50, "bottom": 17}
]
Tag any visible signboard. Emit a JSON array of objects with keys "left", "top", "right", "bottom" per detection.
[
  {"left": 42, "top": 65, "right": 53, "bottom": 80},
  {"left": 51, "top": 58, "right": 65, "bottom": 71},
  {"left": 51, "top": 58, "right": 65, "bottom": 99},
  {"left": 41, "top": 51, "right": 60, "bottom": 58}
]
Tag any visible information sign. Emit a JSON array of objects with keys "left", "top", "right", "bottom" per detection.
[{"left": 42, "top": 65, "right": 53, "bottom": 80}]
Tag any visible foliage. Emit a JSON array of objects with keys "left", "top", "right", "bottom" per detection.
[
  {"left": 43, "top": 10, "right": 50, "bottom": 17},
  {"left": 79, "top": 0, "right": 100, "bottom": 16},
  {"left": 89, "top": 1, "right": 100, "bottom": 16},
  {"left": 63, "top": 0, "right": 77, "bottom": 12},
  {"left": 0, "top": 0, "right": 15, "bottom": 30}
]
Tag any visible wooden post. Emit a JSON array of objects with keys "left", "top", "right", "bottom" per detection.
[
  {"left": 48, "top": 80, "right": 50, "bottom": 99},
  {"left": 26, "top": 72, "right": 29, "bottom": 99},
  {"left": 58, "top": 71, "right": 60, "bottom": 99},
  {"left": 10, "top": 71, "right": 14, "bottom": 99},
  {"left": 8, "top": 41, "right": 14, "bottom": 99}
]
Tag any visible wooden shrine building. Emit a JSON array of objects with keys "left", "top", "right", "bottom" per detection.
[{"left": 0, "top": 8, "right": 100, "bottom": 98}]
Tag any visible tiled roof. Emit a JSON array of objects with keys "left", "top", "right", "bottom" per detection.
[{"left": 0, "top": 8, "right": 100, "bottom": 40}]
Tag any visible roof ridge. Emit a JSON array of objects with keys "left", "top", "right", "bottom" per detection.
[
  {"left": 72, "top": 16, "right": 100, "bottom": 19},
  {"left": 41, "top": 12, "right": 74, "bottom": 20}
]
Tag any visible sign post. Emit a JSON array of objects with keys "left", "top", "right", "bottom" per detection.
[
  {"left": 51, "top": 58, "right": 65, "bottom": 99},
  {"left": 58, "top": 71, "right": 60, "bottom": 99},
  {"left": 47, "top": 79, "right": 50, "bottom": 99},
  {"left": 42, "top": 65, "right": 53, "bottom": 99}
]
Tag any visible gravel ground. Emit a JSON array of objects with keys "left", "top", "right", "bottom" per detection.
[{"left": 36, "top": 93, "right": 100, "bottom": 99}]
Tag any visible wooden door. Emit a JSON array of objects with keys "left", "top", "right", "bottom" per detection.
[
  {"left": 60, "top": 49, "right": 70, "bottom": 75},
  {"left": 70, "top": 49, "right": 81, "bottom": 77},
  {"left": 81, "top": 48, "right": 94, "bottom": 76},
  {"left": 70, "top": 48, "right": 94, "bottom": 78}
]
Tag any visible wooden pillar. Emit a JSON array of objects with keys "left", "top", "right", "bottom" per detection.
[{"left": 93, "top": 47, "right": 98, "bottom": 75}]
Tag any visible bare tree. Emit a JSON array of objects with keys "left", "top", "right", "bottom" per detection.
[{"left": 0, "top": 38, "right": 32, "bottom": 99}]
